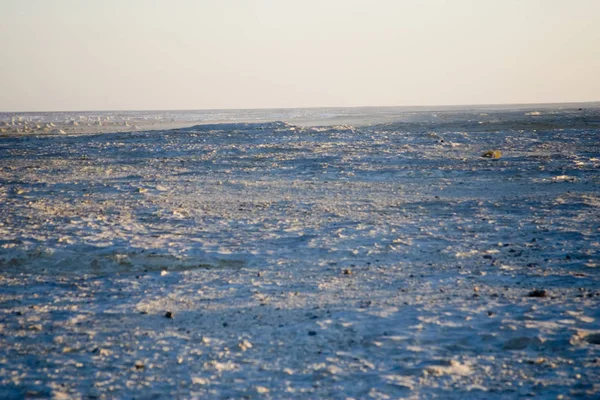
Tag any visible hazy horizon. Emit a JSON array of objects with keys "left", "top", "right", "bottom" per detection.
[
  {"left": 3, "top": 100, "right": 600, "bottom": 115},
  {"left": 2, "top": 0, "right": 599, "bottom": 112}
]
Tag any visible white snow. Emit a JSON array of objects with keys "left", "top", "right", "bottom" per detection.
[{"left": 0, "top": 106, "right": 599, "bottom": 399}]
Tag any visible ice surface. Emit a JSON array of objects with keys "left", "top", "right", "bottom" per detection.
[{"left": 0, "top": 105, "right": 599, "bottom": 398}]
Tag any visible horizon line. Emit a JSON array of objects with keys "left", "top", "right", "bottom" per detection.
[{"left": 2, "top": 100, "right": 600, "bottom": 114}]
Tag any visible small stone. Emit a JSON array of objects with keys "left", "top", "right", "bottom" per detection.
[
  {"left": 585, "top": 334, "right": 600, "bottom": 345},
  {"left": 342, "top": 268, "right": 352, "bottom": 275},
  {"left": 526, "top": 357, "right": 545, "bottom": 364},
  {"left": 481, "top": 150, "right": 502, "bottom": 159},
  {"left": 165, "top": 311, "right": 173, "bottom": 319},
  {"left": 135, "top": 360, "right": 144, "bottom": 370},
  {"left": 308, "top": 331, "right": 317, "bottom": 336},
  {"left": 528, "top": 289, "right": 547, "bottom": 298}
]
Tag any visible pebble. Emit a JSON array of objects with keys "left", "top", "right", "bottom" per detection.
[
  {"left": 585, "top": 334, "right": 600, "bottom": 345},
  {"left": 526, "top": 358, "right": 545, "bottom": 364},
  {"left": 528, "top": 289, "right": 547, "bottom": 298},
  {"left": 482, "top": 150, "right": 502, "bottom": 159},
  {"left": 165, "top": 311, "right": 173, "bottom": 319}
]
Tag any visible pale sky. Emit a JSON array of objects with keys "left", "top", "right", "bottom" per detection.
[{"left": 1, "top": 0, "right": 599, "bottom": 111}]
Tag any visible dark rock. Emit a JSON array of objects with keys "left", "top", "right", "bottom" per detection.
[
  {"left": 586, "top": 334, "right": 600, "bottom": 345},
  {"left": 165, "top": 311, "right": 173, "bottom": 319},
  {"left": 359, "top": 300, "right": 372, "bottom": 308},
  {"left": 308, "top": 331, "right": 317, "bottom": 336},
  {"left": 528, "top": 289, "right": 547, "bottom": 298}
]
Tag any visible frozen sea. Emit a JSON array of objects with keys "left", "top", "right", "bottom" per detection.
[{"left": 1, "top": 104, "right": 599, "bottom": 399}]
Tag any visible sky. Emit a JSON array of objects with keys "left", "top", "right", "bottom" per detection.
[{"left": 1, "top": 0, "right": 599, "bottom": 112}]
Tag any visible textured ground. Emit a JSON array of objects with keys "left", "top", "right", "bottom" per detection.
[{"left": 1, "top": 108, "right": 599, "bottom": 399}]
